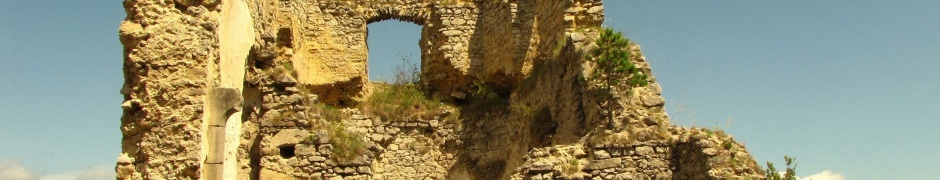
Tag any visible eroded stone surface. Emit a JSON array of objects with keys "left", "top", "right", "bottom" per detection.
[{"left": 118, "top": 0, "right": 764, "bottom": 179}]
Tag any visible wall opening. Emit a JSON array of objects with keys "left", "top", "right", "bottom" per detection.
[
  {"left": 276, "top": 27, "right": 293, "bottom": 48},
  {"left": 366, "top": 20, "right": 423, "bottom": 83},
  {"left": 278, "top": 144, "right": 296, "bottom": 159}
]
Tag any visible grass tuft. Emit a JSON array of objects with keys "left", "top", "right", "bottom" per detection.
[
  {"left": 362, "top": 54, "right": 452, "bottom": 122},
  {"left": 326, "top": 122, "right": 367, "bottom": 163},
  {"left": 363, "top": 83, "right": 444, "bottom": 122},
  {"left": 561, "top": 158, "right": 581, "bottom": 176}
]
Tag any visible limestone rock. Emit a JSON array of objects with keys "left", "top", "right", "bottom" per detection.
[
  {"left": 587, "top": 6, "right": 604, "bottom": 14},
  {"left": 594, "top": 150, "right": 610, "bottom": 159},
  {"left": 573, "top": 148, "right": 587, "bottom": 158},
  {"left": 529, "top": 161, "right": 554, "bottom": 173},
  {"left": 271, "top": 129, "right": 309, "bottom": 146},
  {"left": 641, "top": 95, "right": 665, "bottom": 107},
  {"left": 274, "top": 73, "right": 298, "bottom": 87},
  {"left": 116, "top": 153, "right": 134, "bottom": 165},
  {"left": 120, "top": 100, "right": 141, "bottom": 111},
  {"left": 583, "top": 158, "right": 621, "bottom": 170},
  {"left": 117, "top": 0, "right": 765, "bottom": 179},
  {"left": 635, "top": 146, "right": 654, "bottom": 156}
]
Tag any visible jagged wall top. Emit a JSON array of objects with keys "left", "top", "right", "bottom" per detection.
[
  {"left": 248, "top": 0, "right": 607, "bottom": 104},
  {"left": 117, "top": 0, "right": 606, "bottom": 178}
]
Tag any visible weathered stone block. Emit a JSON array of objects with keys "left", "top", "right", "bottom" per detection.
[
  {"left": 528, "top": 161, "right": 554, "bottom": 173},
  {"left": 203, "top": 163, "right": 223, "bottom": 180},
  {"left": 271, "top": 129, "right": 309, "bottom": 146},
  {"left": 635, "top": 146, "right": 654, "bottom": 156},
  {"left": 583, "top": 158, "right": 621, "bottom": 171},
  {"left": 205, "top": 127, "right": 225, "bottom": 163},
  {"left": 296, "top": 144, "right": 317, "bottom": 156},
  {"left": 594, "top": 150, "right": 611, "bottom": 159}
]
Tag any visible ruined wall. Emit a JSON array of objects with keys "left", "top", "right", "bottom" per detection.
[
  {"left": 510, "top": 127, "right": 764, "bottom": 180},
  {"left": 117, "top": 0, "right": 258, "bottom": 178},
  {"left": 118, "top": 0, "right": 765, "bottom": 179},
  {"left": 244, "top": 0, "right": 608, "bottom": 104},
  {"left": 117, "top": 1, "right": 220, "bottom": 179},
  {"left": 505, "top": 28, "right": 762, "bottom": 179}
]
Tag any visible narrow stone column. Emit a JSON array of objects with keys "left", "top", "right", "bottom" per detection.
[{"left": 205, "top": 88, "right": 242, "bottom": 180}]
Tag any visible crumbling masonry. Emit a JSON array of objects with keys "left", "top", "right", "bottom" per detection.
[{"left": 117, "top": 0, "right": 765, "bottom": 179}]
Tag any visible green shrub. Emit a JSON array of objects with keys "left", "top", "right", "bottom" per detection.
[
  {"left": 765, "top": 156, "right": 798, "bottom": 180},
  {"left": 470, "top": 76, "right": 490, "bottom": 99},
  {"left": 327, "top": 122, "right": 367, "bottom": 163},
  {"left": 722, "top": 141, "right": 735, "bottom": 150}
]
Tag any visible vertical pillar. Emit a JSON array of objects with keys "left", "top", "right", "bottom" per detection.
[{"left": 205, "top": 88, "right": 242, "bottom": 179}]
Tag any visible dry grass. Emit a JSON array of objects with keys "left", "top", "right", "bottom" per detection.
[
  {"left": 362, "top": 83, "right": 445, "bottom": 122},
  {"left": 561, "top": 158, "right": 581, "bottom": 176},
  {"left": 361, "top": 54, "right": 452, "bottom": 122},
  {"left": 326, "top": 122, "right": 367, "bottom": 163},
  {"left": 310, "top": 104, "right": 344, "bottom": 122}
]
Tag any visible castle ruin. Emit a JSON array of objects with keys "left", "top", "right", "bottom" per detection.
[{"left": 117, "top": 0, "right": 765, "bottom": 179}]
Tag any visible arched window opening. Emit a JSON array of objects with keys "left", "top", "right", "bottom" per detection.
[{"left": 366, "top": 20, "right": 423, "bottom": 84}]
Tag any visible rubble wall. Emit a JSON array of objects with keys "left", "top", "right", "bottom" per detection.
[{"left": 117, "top": 0, "right": 765, "bottom": 179}]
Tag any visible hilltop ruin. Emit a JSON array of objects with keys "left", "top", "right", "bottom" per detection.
[{"left": 117, "top": 0, "right": 764, "bottom": 179}]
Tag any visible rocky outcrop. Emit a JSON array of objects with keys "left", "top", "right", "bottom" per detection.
[{"left": 117, "top": 0, "right": 764, "bottom": 179}]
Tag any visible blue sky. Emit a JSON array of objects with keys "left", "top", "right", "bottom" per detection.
[{"left": 1, "top": 1, "right": 938, "bottom": 179}]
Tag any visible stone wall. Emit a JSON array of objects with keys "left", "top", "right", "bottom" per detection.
[
  {"left": 117, "top": 0, "right": 766, "bottom": 179},
  {"left": 252, "top": 103, "right": 461, "bottom": 179},
  {"left": 242, "top": 0, "right": 607, "bottom": 104},
  {"left": 511, "top": 127, "right": 764, "bottom": 180},
  {"left": 117, "top": 0, "right": 223, "bottom": 179},
  {"left": 503, "top": 28, "right": 763, "bottom": 179}
]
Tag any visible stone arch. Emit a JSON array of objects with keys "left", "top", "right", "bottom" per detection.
[
  {"left": 364, "top": 6, "right": 429, "bottom": 25},
  {"left": 362, "top": 5, "right": 429, "bottom": 86},
  {"left": 288, "top": 1, "right": 479, "bottom": 104},
  {"left": 360, "top": 4, "right": 475, "bottom": 99}
]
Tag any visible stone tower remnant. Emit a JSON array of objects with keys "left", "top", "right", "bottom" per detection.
[{"left": 117, "top": 0, "right": 764, "bottom": 179}]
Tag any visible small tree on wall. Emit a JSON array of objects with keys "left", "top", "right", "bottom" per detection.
[
  {"left": 586, "top": 28, "right": 651, "bottom": 128},
  {"left": 766, "top": 156, "right": 798, "bottom": 180}
]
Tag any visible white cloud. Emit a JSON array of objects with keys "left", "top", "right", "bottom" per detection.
[
  {"left": 0, "top": 160, "right": 113, "bottom": 180},
  {"left": 800, "top": 170, "right": 845, "bottom": 180},
  {"left": 0, "top": 160, "right": 37, "bottom": 180},
  {"left": 38, "top": 174, "right": 77, "bottom": 180},
  {"left": 37, "top": 165, "right": 114, "bottom": 180},
  {"left": 73, "top": 166, "right": 113, "bottom": 180}
]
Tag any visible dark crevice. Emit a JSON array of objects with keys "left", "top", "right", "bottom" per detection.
[
  {"left": 279, "top": 144, "right": 297, "bottom": 159},
  {"left": 276, "top": 27, "right": 293, "bottom": 48},
  {"left": 248, "top": 134, "right": 262, "bottom": 180},
  {"left": 174, "top": 4, "right": 188, "bottom": 12},
  {"left": 528, "top": 106, "right": 556, "bottom": 148},
  {"left": 242, "top": 84, "right": 263, "bottom": 180}
]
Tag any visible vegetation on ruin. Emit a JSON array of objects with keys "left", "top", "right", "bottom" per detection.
[
  {"left": 362, "top": 55, "right": 454, "bottom": 122},
  {"left": 560, "top": 158, "right": 582, "bottom": 177},
  {"left": 766, "top": 156, "right": 798, "bottom": 180},
  {"left": 279, "top": 84, "right": 367, "bottom": 164},
  {"left": 586, "top": 28, "right": 653, "bottom": 129},
  {"left": 272, "top": 59, "right": 296, "bottom": 77},
  {"left": 325, "top": 121, "right": 368, "bottom": 163}
]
